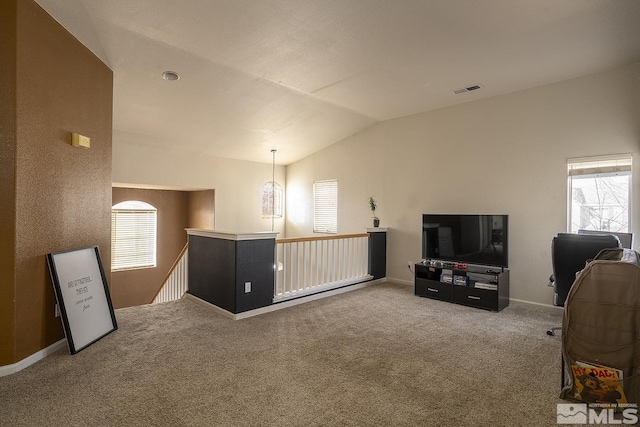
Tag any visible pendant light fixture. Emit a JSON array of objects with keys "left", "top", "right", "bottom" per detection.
[{"left": 271, "top": 149, "right": 277, "bottom": 232}]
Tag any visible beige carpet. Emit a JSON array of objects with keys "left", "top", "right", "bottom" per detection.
[{"left": 0, "top": 282, "right": 564, "bottom": 426}]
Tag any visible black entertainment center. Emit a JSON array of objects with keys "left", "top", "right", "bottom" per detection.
[{"left": 414, "top": 214, "right": 510, "bottom": 311}]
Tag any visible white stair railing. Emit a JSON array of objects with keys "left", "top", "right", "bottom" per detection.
[
  {"left": 152, "top": 243, "right": 189, "bottom": 304},
  {"left": 274, "top": 233, "right": 372, "bottom": 302}
]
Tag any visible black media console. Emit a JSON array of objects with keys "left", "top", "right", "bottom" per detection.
[{"left": 414, "top": 261, "right": 509, "bottom": 311}]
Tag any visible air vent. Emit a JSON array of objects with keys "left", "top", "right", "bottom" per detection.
[{"left": 453, "top": 84, "right": 483, "bottom": 95}]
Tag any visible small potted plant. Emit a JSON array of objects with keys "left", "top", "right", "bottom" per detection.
[{"left": 368, "top": 196, "right": 380, "bottom": 227}]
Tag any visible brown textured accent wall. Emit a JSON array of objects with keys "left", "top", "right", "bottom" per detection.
[
  {"left": 111, "top": 188, "right": 189, "bottom": 308},
  {"left": 188, "top": 190, "right": 215, "bottom": 229},
  {"left": 0, "top": 0, "right": 18, "bottom": 366},
  {"left": 11, "top": 0, "right": 113, "bottom": 362}
]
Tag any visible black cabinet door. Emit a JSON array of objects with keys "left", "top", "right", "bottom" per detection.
[
  {"left": 415, "top": 278, "right": 453, "bottom": 301},
  {"left": 453, "top": 286, "right": 498, "bottom": 311}
]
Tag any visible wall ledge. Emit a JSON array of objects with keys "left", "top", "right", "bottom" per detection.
[
  {"left": 186, "top": 228, "right": 278, "bottom": 241},
  {"left": 0, "top": 339, "right": 67, "bottom": 377}
]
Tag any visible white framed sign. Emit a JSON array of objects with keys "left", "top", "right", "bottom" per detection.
[{"left": 47, "top": 246, "right": 117, "bottom": 354}]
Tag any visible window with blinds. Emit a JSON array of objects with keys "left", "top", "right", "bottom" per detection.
[
  {"left": 262, "top": 181, "right": 283, "bottom": 218},
  {"left": 111, "top": 201, "right": 157, "bottom": 271},
  {"left": 313, "top": 180, "right": 338, "bottom": 234},
  {"left": 567, "top": 154, "right": 632, "bottom": 233}
]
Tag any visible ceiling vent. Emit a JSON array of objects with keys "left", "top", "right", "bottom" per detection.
[
  {"left": 162, "top": 71, "right": 180, "bottom": 81},
  {"left": 453, "top": 84, "right": 483, "bottom": 95}
]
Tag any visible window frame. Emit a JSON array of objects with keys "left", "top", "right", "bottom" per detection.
[
  {"left": 111, "top": 200, "right": 157, "bottom": 272},
  {"left": 313, "top": 179, "right": 338, "bottom": 234},
  {"left": 567, "top": 154, "right": 632, "bottom": 234}
]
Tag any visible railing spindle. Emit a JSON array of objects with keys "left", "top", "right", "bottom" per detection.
[
  {"left": 273, "top": 233, "right": 373, "bottom": 302},
  {"left": 152, "top": 245, "right": 189, "bottom": 305}
]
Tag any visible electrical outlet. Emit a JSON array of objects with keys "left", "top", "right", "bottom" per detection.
[
  {"left": 54, "top": 304, "right": 60, "bottom": 318},
  {"left": 244, "top": 282, "right": 251, "bottom": 293}
]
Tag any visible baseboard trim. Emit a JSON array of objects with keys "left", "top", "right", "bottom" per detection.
[
  {"left": 0, "top": 339, "right": 67, "bottom": 378},
  {"left": 509, "top": 297, "right": 563, "bottom": 310},
  {"left": 386, "top": 277, "right": 413, "bottom": 286},
  {"left": 185, "top": 278, "right": 387, "bottom": 320},
  {"left": 184, "top": 294, "right": 237, "bottom": 320}
]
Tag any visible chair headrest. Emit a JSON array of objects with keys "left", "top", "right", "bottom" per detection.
[{"left": 554, "top": 232, "right": 622, "bottom": 248}]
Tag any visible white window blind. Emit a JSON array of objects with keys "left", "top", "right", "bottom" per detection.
[
  {"left": 111, "top": 201, "right": 157, "bottom": 271},
  {"left": 313, "top": 180, "right": 338, "bottom": 234},
  {"left": 262, "top": 181, "right": 283, "bottom": 218},
  {"left": 567, "top": 154, "right": 632, "bottom": 233}
]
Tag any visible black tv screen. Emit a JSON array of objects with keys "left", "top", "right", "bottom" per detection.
[{"left": 422, "top": 214, "right": 509, "bottom": 268}]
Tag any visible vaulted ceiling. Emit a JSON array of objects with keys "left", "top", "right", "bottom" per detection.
[{"left": 35, "top": 0, "right": 640, "bottom": 165}]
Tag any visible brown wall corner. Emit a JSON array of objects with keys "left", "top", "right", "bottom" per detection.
[
  {"left": 0, "top": 0, "right": 18, "bottom": 367},
  {"left": 12, "top": 0, "right": 113, "bottom": 362},
  {"left": 111, "top": 188, "right": 190, "bottom": 308},
  {"left": 188, "top": 190, "right": 215, "bottom": 229}
]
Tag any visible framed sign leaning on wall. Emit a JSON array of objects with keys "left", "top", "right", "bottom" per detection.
[{"left": 47, "top": 246, "right": 118, "bottom": 354}]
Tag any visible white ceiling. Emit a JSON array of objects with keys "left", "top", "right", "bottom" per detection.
[{"left": 34, "top": 0, "right": 640, "bottom": 165}]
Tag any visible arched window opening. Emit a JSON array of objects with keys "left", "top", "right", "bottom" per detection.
[{"left": 111, "top": 200, "right": 157, "bottom": 271}]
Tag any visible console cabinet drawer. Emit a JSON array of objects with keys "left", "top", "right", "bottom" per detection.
[
  {"left": 453, "top": 286, "right": 498, "bottom": 311},
  {"left": 415, "top": 278, "right": 453, "bottom": 301}
]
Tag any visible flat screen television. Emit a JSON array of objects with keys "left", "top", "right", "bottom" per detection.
[{"left": 422, "top": 214, "right": 509, "bottom": 268}]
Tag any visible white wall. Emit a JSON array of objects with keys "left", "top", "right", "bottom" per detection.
[
  {"left": 285, "top": 62, "right": 640, "bottom": 306},
  {"left": 112, "top": 142, "right": 287, "bottom": 235}
]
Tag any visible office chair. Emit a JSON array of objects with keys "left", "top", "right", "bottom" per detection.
[{"left": 546, "top": 233, "right": 621, "bottom": 336}]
